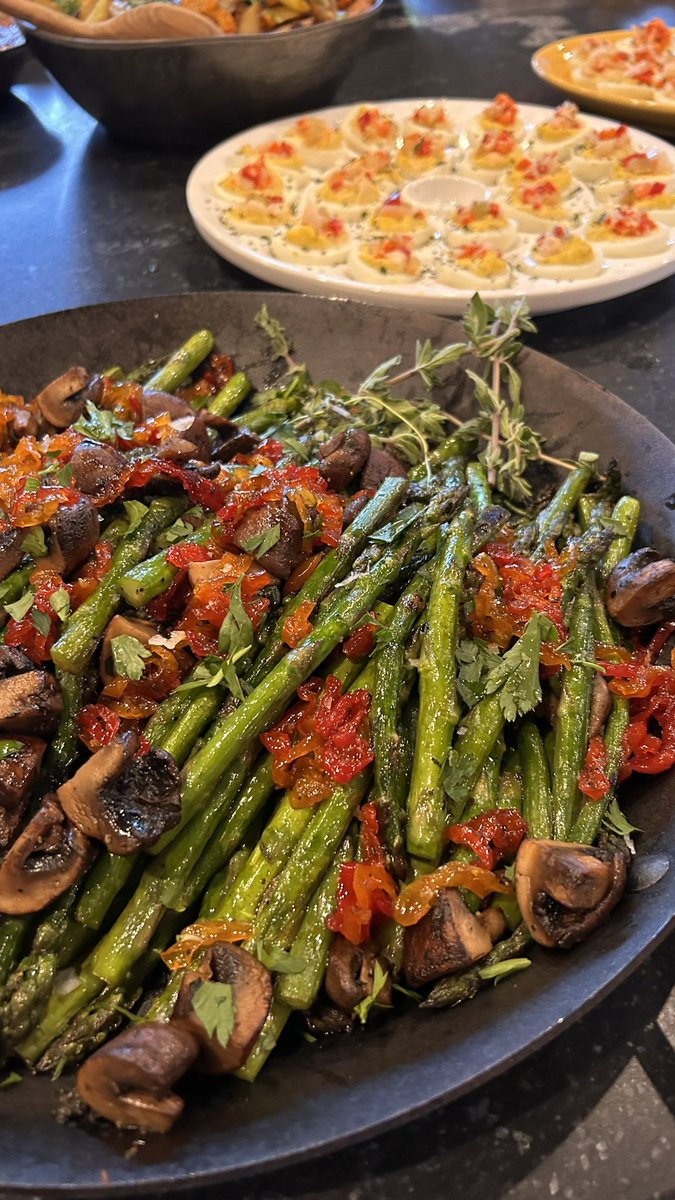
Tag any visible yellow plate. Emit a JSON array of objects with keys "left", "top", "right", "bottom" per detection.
[{"left": 531, "top": 29, "right": 675, "bottom": 136}]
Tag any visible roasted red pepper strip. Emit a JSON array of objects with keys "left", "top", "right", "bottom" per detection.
[
  {"left": 343, "top": 621, "right": 377, "bottom": 661},
  {"left": 445, "top": 807, "right": 529, "bottom": 869},
  {"left": 326, "top": 860, "right": 398, "bottom": 945},
  {"left": 78, "top": 703, "right": 121, "bottom": 752},
  {"left": 394, "top": 862, "right": 512, "bottom": 927},
  {"left": 578, "top": 735, "right": 611, "bottom": 801}
]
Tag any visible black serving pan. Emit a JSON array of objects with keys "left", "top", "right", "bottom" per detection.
[{"left": 0, "top": 292, "right": 673, "bottom": 1197}]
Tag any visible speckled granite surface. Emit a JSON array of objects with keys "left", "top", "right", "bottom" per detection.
[{"left": 1, "top": 1, "right": 674, "bottom": 1196}]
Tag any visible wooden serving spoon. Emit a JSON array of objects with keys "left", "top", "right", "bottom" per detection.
[{"left": 0, "top": 0, "right": 221, "bottom": 39}]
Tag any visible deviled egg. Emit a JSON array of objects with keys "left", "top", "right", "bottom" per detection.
[
  {"left": 215, "top": 157, "right": 288, "bottom": 203},
  {"left": 271, "top": 198, "right": 351, "bottom": 267},
  {"left": 523, "top": 225, "right": 602, "bottom": 280},
  {"left": 284, "top": 115, "right": 347, "bottom": 170},
  {"left": 239, "top": 138, "right": 307, "bottom": 179},
  {"left": 532, "top": 102, "right": 588, "bottom": 157},
  {"left": 316, "top": 159, "right": 388, "bottom": 220},
  {"left": 584, "top": 207, "right": 670, "bottom": 255},
  {"left": 347, "top": 235, "right": 423, "bottom": 284},
  {"left": 569, "top": 125, "right": 637, "bottom": 183},
  {"left": 341, "top": 105, "right": 400, "bottom": 154},
  {"left": 506, "top": 152, "right": 574, "bottom": 196},
  {"left": 439, "top": 241, "right": 511, "bottom": 290},
  {"left": 464, "top": 130, "right": 520, "bottom": 184},
  {"left": 468, "top": 92, "right": 524, "bottom": 143},
  {"left": 394, "top": 133, "right": 447, "bottom": 179},
  {"left": 405, "top": 102, "right": 457, "bottom": 147},
  {"left": 368, "top": 193, "right": 432, "bottom": 247},
  {"left": 447, "top": 200, "right": 518, "bottom": 251},
  {"left": 616, "top": 180, "right": 675, "bottom": 226},
  {"left": 504, "top": 181, "right": 571, "bottom": 232},
  {"left": 594, "top": 150, "right": 674, "bottom": 202},
  {"left": 222, "top": 194, "right": 293, "bottom": 238}
]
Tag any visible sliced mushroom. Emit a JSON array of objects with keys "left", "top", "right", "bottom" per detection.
[
  {"left": 0, "top": 738, "right": 47, "bottom": 852},
  {"left": 589, "top": 674, "right": 613, "bottom": 739},
  {"left": 76, "top": 1021, "right": 200, "bottom": 1132},
  {"left": 140, "top": 390, "right": 195, "bottom": 422},
  {"left": 41, "top": 497, "right": 100, "bottom": 578},
  {"left": 605, "top": 548, "right": 675, "bottom": 627},
  {"left": 58, "top": 735, "right": 181, "bottom": 854},
  {"left": 232, "top": 498, "right": 304, "bottom": 580},
  {"left": 0, "top": 646, "right": 34, "bottom": 679},
  {"left": 0, "top": 528, "right": 26, "bottom": 583},
  {"left": 325, "top": 934, "right": 392, "bottom": 1012},
  {"left": 0, "top": 670, "right": 63, "bottom": 736},
  {"left": 342, "top": 492, "right": 370, "bottom": 528},
  {"left": 5, "top": 404, "right": 39, "bottom": 444},
  {"left": 33, "top": 367, "right": 89, "bottom": 428},
  {"left": 0, "top": 795, "right": 91, "bottom": 914},
  {"left": 156, "top": 413, "right": 213, "bottom": 465},
  {"left": 57, "top": 731, "right": 138, "bottom": 840},
  {"left": 173, "top": 943, "right": 272, "bottom": 1074},
  {"left": 99, "top": 615, "right": 158, "bottom": 687},
  {"left": 515, "top": 838, "right": 628, "bottom": 949},
  {"left": 212, "top": 425, "right": 260, "bottom": 463},
  {"left": 403, "top": 888, "right": 494, "bottom": 988},
  {"left": 318, "top": 429, "right": 372, "bottom": 492},
  {"left": 69, "top": 439, "right": 128, "bottom": 504},
  {"left": 360, "top": 446, "right": 407, "bottom": 492}
]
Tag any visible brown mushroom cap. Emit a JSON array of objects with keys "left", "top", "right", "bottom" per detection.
[
  {"left": 232, "top": 498, "right": 304, "bottom": 580},
  {"left": 69, "top": 439, "right": 128, "bottom": 504},
  {"left": 33, "top": 367, "right": 88, "bottom": 428},
  {"left": 325, "top": 934, "right": 392, "bottom": 1012},
  {"left": 0, "top": 670, "right": 63, "bottom": 737},
  {"left": 318, "top": 429, "right": 372, "bottom": 492},
  {"left": 515, "top": 838, "right": 628, "bottom": 949},
  {"left": 605, "top": 548, "right": 675, "bottom": 628},
  {"left": 0, "top": 646, "right": 34, "bottom": 679},
  {"left": 403, "top": 888, "right": 494, "bottom": 988},
  {"left": 211, "top": 424, "right": 260, "bottom": 463},
  {"left": 173, "top": 943, "right": 272, "bottom": 1074},
  {"left": 99, "top": 615, "right": 158, "bottom": 687},
  {"left": 76, "top": 1021, "right": 200, "bottom": 1132},
  {"left": 41, "top": 497, "right": 100, "bottom": 578},
  {"left": 0, "top": 737, "right": 46, "bottom": 851},
  {"left": 0, "top": 528, "right": 26, "bottom": 584},
  {"left": 57, "top": 731, "right": 139, "bottom": 842},
  {"left": 589, "top": 674, "right": 613, "bottom": 739},
  {"left": 0, "top": 795, "right": 91, "bottom": 914}
]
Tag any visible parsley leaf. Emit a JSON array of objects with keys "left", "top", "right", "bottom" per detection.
[
  {"left": 23, "top": 477, "right": 40, "bottom": 493},
  {"left": 602, "top": 796, "right": 640, "bottom": 838},
  {"left": 111, "top": 634, "right": 152, "bottom": 681},
  {"left": 5, "top": 590, "right": 36, "bottom": 621},
  {"left": 218, "top": 582, "right": 254, "bottom": 701},
  {"left": 354, "top": 961, "right": 391, "bottom": 1025},
  {"left": 478, "top": 958, "right": 531, "bottom": 984},
  {"left": 0, "top": 1072, "right": 22, "bottom": 1089},
  {"left": 31, "top": 608, "right": 52, "bottom": 637},
  {"left": 484, "top": 614, "right": 559, "bottom": 723},
  {"left": 255, "top": 942, "right": 306, "bottom": 975},
  {"left": 20, "top": 527, "right": 47, "bottom": 559},
  {"left": 442, "top": 749, "right": 479, "bottom": 812},
  {"left": 0, "top": 740, "right": 23, "bottom": 762},
  {"left": 191, "top": 980, "right": 236, "bottom": 1047},
  {"left": 456, "top": 637, "right": 502, "bottom": 709},
  {"left": 50, "top": 587, "right": 71, "bottom": 623},
  {"left": 242, "top": 523, "right": 281, "bottom": 558},
  {"left": 122, "top": 500, "right": 149, "bottom": 533},
  {"left": 73, "top": 401, "right": 134, "bottom": 445},
  {"left": 174, "top": 657, "right": 226, "bottom": 696}
]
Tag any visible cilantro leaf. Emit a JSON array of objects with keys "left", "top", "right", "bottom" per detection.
[
  {"left": 0, "top": 1072, "right": 21, "bottom": 1089},
  {"left": 218, "top": 582, "right": 254, "bottom": 701},
  {"left": 23, "top": 477, "right": 40, "bottom": 493},
  {"left": 354, "top": 961, "right": 391, "bottom": 1025},
  {"left": 478, "top": 958, "right": 531, "bottom": 984},
  {"left": 50, "top": 587, "right": 71, "bottom": 623},
  {"left": 5, "top": 590, "right": 36, "bottom": 621},
  {"left": 484, "top": 614, "right": 559, "bottom": 723},
  {"left": 31, "top": 608, "right": 52, "bottom": 637},
  {"left": 191, "top": 980, "right": 236, "bottom": 1047},
  {"left": 111, "top": 634, "right": 151, "bottom": 681},
  {"left": 20, "top": 527, "right": 46, "bottom": 559},
  {"left": 442, "top": 749, "right": 479, "bottom": 812},
  {"left": 0, "top": 740, "right": 23, "bottom": 762},
  {"left": 242, "top": 523, "right": 281, "bottom": 558},
  {"left": 602, "top": 797, "right": 640, "bottom": 838},
  {"left": 255, "top": 942, "right": 306, "bottom": 975}
]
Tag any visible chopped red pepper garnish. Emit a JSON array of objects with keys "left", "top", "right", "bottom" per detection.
[
  {"left": 343, "top": 620, "right": 378, "bottom": 661},
  {"left": 597, "top": 632, "right": 675, "bottom": 779},
  {"left": 358, "top": 799, "right": 386, "bottom": 866},
  {"left": 77, "top": 703, "right": 121, "bottom": 752},
  {"left": 445, "top": 807, "right": 528, "bottom": 869},
  {"left": 165, "top": 542, "right": 213, "bottom": 570},
  {"left": 470, "top": 533, "right": 570, "bottom": 652},
  {"left": 125, "top": 459, "right": 228, "bottom": 511},
  {"left": 326, "top": 860, "right": 398, "bottom": 945},
  {"left": 578, "top": 735, "right": 611, "bottom": 801},
  {"left": 281, "top": 599, "right": 315, "bottom": 648}
]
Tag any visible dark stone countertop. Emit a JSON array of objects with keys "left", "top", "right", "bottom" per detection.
[{"left": 1, "top": 1, "right": 674, "bottom": 1197}]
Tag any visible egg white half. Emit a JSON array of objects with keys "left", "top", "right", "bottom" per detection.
[{"left": 584, "top": 215, "right": 671, "bottom": 256}]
